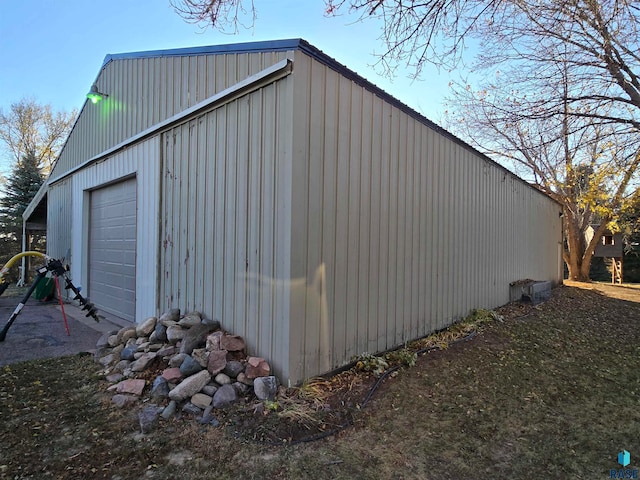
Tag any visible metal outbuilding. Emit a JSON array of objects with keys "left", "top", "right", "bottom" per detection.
[{"left": 23, "top": 39, "right": 563, "bottom": 385}]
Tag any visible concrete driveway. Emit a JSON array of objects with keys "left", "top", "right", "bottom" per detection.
[{"left": 0, "top": 295, "right": 122, "bottom": 366}]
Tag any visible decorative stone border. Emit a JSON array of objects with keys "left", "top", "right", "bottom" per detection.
[{"left": 94, "top": 309, "right": 279, "bottom": 432}]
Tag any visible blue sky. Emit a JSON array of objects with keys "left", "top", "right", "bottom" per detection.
[{"left": 0, "top": 0, "right": 453, "bottom": 174}]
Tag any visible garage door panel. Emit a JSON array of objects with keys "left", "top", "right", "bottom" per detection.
[
  {"left": 122, "top": 251, "right": 136, "bottom": 265},
  {"left": 89, "top": 178, "right": 137, "bottom": 322},
  {"left": 98, "top": 283, "right": 134, "bottom": 300},
  {"left": 101, "top": 271, "right": 133, "bottom": 286},
  {"left": 94, "top": 254, "right": 135, "bottom": 270}
]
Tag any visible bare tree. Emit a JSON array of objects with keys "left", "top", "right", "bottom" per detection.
[
  {"left": 0, "top": 99, "right": 77, "bottom": 175},
  {"left": 170, "top": 0, "right": 256, "bottom": 32},
  {"left": 171, "top": 1, "right": 640, "bottom": 146},
  {"left": 446, "top": 58, "right": 640, "bottom": 281}
]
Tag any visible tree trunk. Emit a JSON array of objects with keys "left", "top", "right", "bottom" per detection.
[
  {"left": 563, "top": 206, "right": 592, "bottom": 282},
  {"left": 563, "top": 204, "right": 612, "bottom": 282},
  {"left": 566, "top": 251, "right": 591, "bottom": 282}
]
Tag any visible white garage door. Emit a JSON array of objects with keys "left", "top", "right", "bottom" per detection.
[{"left": 89, "top": 178, "right": 137, "bottom": 322}]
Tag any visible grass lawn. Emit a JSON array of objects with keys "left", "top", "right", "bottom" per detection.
[{"left": 1, "top": 283, "right": 639, "bottom": 479}]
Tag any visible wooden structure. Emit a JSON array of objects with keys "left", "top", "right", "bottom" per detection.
[{"left": 586, "top": 225, "right": 623, "bottom": 284}]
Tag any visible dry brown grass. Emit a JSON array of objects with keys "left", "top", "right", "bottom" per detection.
[{"left": 1, "top": 284, "right": 639, "bottom": 479}]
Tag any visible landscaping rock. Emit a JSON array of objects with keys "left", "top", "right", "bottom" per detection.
[
  {"left": 120, "top": 347, "right": 137, "bottom": 361},
  {"left": 162, "top": 367, "right": 183, "bottom": 383},
  {"left": 112, "top": 394, "right": 138, "bottom": 408},
  {"left": 118, "top": 327, "right": 137, "bottom": 344},
  {"left": 98, "top": 353, "right": 117, "bottom": 367},
  {"left": 111, "top": 344, "right": 125, "bottom": 357},
  {"left": 130, "top": 352, "right": 156, "bottom": 372},
  {"left": 206, "top": 331, "right": 223, "bottom": 351},
  {"left": 113, "top": 360, "right": 131, "bottom": 373},
  {"left": 191, "top": 393, "right": 213, "bottom": 409},
  {"left": 161, "top": 400, "right": 177, "bottom": 419},
  {"left": 253, "top": 376, "right": 279, "bottom": 401},
  {"left": 118, "top": 327, "right": 139, "bottom": 343},
  {"left": 180, "top": 324, "right": 214, "bottom": 355},
  {"left": 202, "top": 318, "right": 221, "bottom": 330},
  {"left": 168, "top": 370, "right": 211, "bottom": 402},
  {"left": 96, "top": 330, "right": 118, "bottom": 349},
  {"left": 214, "top": 373, "right": 231, "bottom": 385},
  {"left": 226, "top": 350, "right": 246, "bottom": 362},
  {"left": 93, "top": 347, "right": 108, "bottom": 362},
  {"left": 156, "top": 345, "right": 176, "bottom": 358},
  {"left": 237, "top": 372, "right": 254, "bottom": 386},
  {"left": 207, "top": 349, "right": 228, "bottom": 375},
  {"left": 245, "top": 357, "right": 270, "bottom": 379},
  {"left": 106, "top": 373, "right": 124, "bottom": 383},
  {"left": 223, "top": 361, "right": 245, "bottom": 379},
  {"left": 220, "top": 335, "right": 245, "bottom": 352},
  {"left": 136, "top": 317, "right": 157, "bottom": 337},
  {"left": 201, "top": 384, "right": 218, "bottom": 397},
  {"left": 212, "top": 384, "right": 238, "bottom": 409},
  {"left": 139, "top": 405, "right": 161, "bottom": 434},
  {"left": 96, "top": 307, "right": 281, "bottom": 428},
  {"left": 115, "top": 379, "right": 146, "bottom": 396},
  {"left": 178, "top": 312, "right": 202, "bottom": 328},
  {"left": 191, "top": 348, "right": 209, "bottom": 368},
  {"left": 150, "top": 376, "right": 170, "bottom": 401},
  {"left": 182, "top": 402, "right": 202, "bottom": 415},
  {"left": 166, "top": 325, "right": 186, "bottom": 343},
  {"left": 159, "top": 308, "right": 180, "bottom": 325},
  {"left": 169, "top": 353, "right": 187, "bottom": 368},
  {"left": 179, "top": 355, "right": 202, "bottom": 377},
  {"left": 154, "top": 323, "right": 168, "bottom": 342},
  {"left": 232, "top": 382, "right": 250, "bottom": 395},
  {"left": 200, "top": 405, "right": 217, "bottom": 425}
]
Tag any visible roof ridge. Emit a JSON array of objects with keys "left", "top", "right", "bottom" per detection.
[{"left": 101, "top": 38, "right": 306, "bottom": 67}]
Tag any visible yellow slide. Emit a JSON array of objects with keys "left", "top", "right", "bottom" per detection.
[{"left": 0, "top": 251, "right": 47, "bottom": 295}]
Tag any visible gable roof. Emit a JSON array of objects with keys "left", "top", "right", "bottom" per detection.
[
  {"left": 99, "top": 38, "right": 552, "bottom": 200},
  {"left": 102, "top": 38, "right": 307, "bottom": 66},
  {"left": 26, "top": 38, "right": 560, "bottom": 225}
]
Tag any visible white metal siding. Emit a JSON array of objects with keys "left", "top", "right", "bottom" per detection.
[
  {"left": 89, "top": 178, "right": 137, "bottom": 321},
  {"left": 50, "top": 51, "right": 292, "bottom": 180},
  {"left": 65, "top": 138, "right": 160, "bottom": 322},
  {"left": 47, "top": 178, "right": 73, "bottom": 261},
  {"left": 287, "top": 53, "right": 563, "bottom": 382},
  {"left": 46, "top": 44, "right": 563, "bottom": 386},
  {"left": 160, "top": 76, "right": 294, "bottom": 380}
]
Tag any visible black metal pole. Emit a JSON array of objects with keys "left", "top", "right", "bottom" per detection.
[{"left": 0, "top": 266, "right": 47, "bottom": 342}]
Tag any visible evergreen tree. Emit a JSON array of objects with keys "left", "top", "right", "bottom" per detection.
[{"left": 0, "top": 150, "right": 44, "bottom": 267}]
